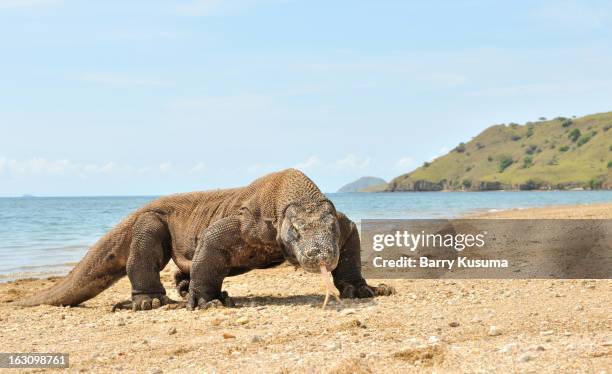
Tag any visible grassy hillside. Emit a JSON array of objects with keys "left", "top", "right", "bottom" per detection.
[{"left": 387, "top": 111, "right": 612, "bottom": 191}]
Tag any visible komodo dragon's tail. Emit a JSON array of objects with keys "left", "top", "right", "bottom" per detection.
[{"left": 15, "top": 216, "right": 136, "bottom": 307}]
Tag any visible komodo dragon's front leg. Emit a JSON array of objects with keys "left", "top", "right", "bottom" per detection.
[
  {"left": 332, "top": 213, "right": 395, "bottom": 298},
  {"left": 186, "top": 216, "right": 242, "bottom": 310}
]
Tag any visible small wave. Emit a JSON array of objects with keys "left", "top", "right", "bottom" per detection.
[
  {"left": 1, "top": 262, "right": 77, "bottom": 274},
  {"left": 0, "top": 269, "right": 70, "bottom": 282}
]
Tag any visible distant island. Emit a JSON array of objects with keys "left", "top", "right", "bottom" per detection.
[
  {"left": 386, "top": 111, "right": 612, "bottom": 191},
  {"left": 337, "top": 176, "right": 387, "bottom": 192}
]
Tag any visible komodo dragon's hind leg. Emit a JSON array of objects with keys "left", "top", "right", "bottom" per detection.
[{"left": 113, "top": 212, "right": 178, "bottom": 311}]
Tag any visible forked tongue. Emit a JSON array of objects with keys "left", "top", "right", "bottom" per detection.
[{"left": 320, "top": 264, "right": 342, "bottom": 309}]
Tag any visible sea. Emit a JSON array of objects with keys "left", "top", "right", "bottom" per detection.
[{"left": 1, "top": 191, "right": 611, "bottom": 281}]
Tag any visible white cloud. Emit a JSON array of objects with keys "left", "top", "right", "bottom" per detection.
[
  {"left": 468, "top": 80, "right": 612, "bottom": 98},
  {"left": 293, "top": 155, "right": 319, "bottom": 170},
  {"left": 247, "top": 162, "right": 280, "bottom": 174},
  {"left": 5, "top": 158, "right": 74, "bottom": 176},
  {"left": 335, "top": 153, "right": 370, "bottom": 170},
  {"left": 531, "top": 1, "right": 611, "bottom": 30},
  {"left": 176, "top": 0, "right": 286, "bottom": 17},
  {"left": 394, "top": 157, "right": 414, "bottom": 170},
  {"left": 78, "top": 72, "right": 166, "bottom": 87},
  {"left": 0, "top": 0, "right": 59, "bottom": 9},
  {"left": 159, "top": 162, "right": 172, "bottom": 173},
  {"left": 417, "top": 73, "right": 468, "bottom": 87},
  {"left": 190, "top": 162, "right": 207, "bottom": 173},
  {"left": 170, "top": 94, "right": 272, "bottom": 111},
  {"left": 98, "top": 30, "right": 182, "bottom": 42},
  {"left": 0, "top": 158, "right": 210, "bottom": 178},
  {"left": 82, "top": 162, "right": 134, "bottom": 174}
]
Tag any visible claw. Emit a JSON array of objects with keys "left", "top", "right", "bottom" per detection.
[
  {"left": 186, "top": 291, "right": 233, "bottom": 310},
  {"left": 112, "top": 293, "right": 177, "bottom": 312},
  {"left": 373, "top": 283, "right": 396, "bottom": 296},
  {"left": 111, "top": 300, "right": 132, "bottom": 312},
  {"left": 338, "top": 282, "right": 396, "bottom": 299},
  {"left": 142, "top": 299, "right": 152, "bottom": 310}
]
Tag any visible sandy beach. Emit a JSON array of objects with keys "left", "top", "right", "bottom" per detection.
[{"left": 1, "top": 203, "right": 610, "bottom": 373}]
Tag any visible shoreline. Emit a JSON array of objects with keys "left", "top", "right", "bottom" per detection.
[
  {"left": 1, "top": 202, "right": 611, "bottom": 283},
  {"left": 468, "top": 202, "right": 612, "bottom": 219}
]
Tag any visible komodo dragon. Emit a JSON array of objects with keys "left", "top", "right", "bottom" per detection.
[{"left": 16, "top": 169, "right": 394, "bottom": 310}]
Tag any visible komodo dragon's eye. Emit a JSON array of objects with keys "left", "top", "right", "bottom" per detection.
[
  {"left": 288, "top": 224, "right": 301, "bottom": 240},
  {"left": 293, "top": 220, "right": 306, "bottom": 231}
]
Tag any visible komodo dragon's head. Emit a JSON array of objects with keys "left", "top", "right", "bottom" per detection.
[{"left": 279, "top": 200, "right": 340, "bottom": 273}]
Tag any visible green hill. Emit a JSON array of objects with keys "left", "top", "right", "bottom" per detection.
[{"left": 387, "top": 111, "right": 612, "bottom": 191}]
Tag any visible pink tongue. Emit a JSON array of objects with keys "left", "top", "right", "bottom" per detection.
[{"left": 320, "top": 265, "right": 340, "bottom": 309}]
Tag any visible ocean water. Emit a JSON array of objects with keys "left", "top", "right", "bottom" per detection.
[{"left": 1, "top": 191, "right": 611, "bottom": 281}]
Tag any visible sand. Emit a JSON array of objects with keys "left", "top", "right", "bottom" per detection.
[{"left": 1, "top": 203, "right": 610, "bottom": 373}]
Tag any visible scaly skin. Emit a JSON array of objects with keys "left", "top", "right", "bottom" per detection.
[{"left": 15, "top": 169, "right": 394, "bottom": 310}]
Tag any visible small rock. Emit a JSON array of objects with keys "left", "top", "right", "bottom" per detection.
[
  {"left": 575, "top": 305, "right": 583, "bottom": 311},
  {"left": 602, "top": 341, "right": 612, "bottom": 347},
  {"left": 223, "top": 332, "right": 236, "bottom": 339},
  {"left": 340, "top": 308, "right": 356, "bottom": 316},
  {"left": 563, "top": 331, "right": 571, "bottom": 337},
  {"left": 471, "top": 317, "right": 482, "bottom": 323},
  {"left": 167, "top": 327, "right": 177, "bottom": 335},
  {"left": 448, "top": 321, "right": 460, "bottom": 328},
  {"left": 117, "top": 320, "right": 125, "bottom": 327},
  {"left": 498, "top": 343, "right": 517, "bottom": 353},
  {"left": 250, "top": 335, "right": 263, "bottom": 343},
  {"left": 359, "top": 352, "right": 366, "bottom": 358},
  {"left": 540, "top": 330, "right": 554, "bottom": 336},
  {"left": 236, "top": 316, "right": 249, "bottom": 325},
  {"left": 428, "top": 335, "right": 440, "bottom": 344},
  {"left": 536, "top": 345, "right": 546, "bottom": 351},
  {"left": 518, "top": 354, "right": 532, "bottom": 362},
  {"left": 488, "top": 326, "right": 500, "bottom": 336}
]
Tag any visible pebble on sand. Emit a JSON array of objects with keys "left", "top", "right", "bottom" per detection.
[{"left": 488, "top": 326, "right": 500, "bottom": 336}]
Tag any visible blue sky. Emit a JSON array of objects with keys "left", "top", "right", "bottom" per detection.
[{"left": 1, "top": 0, "right": 612, "bottom": 196}]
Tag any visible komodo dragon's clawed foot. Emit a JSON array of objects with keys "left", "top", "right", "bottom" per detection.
[
  {"left": 186, "top": 291, "right": 235, "bottom": 311},
  {"left": 111, "top": 294, "right": 178, "bottom": 312},
  {"left": 173, "top": 271, "right": 191, "bottom": 298},
  {"left": 338, "top": 283, "right": 395, "bottom": 299}
]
